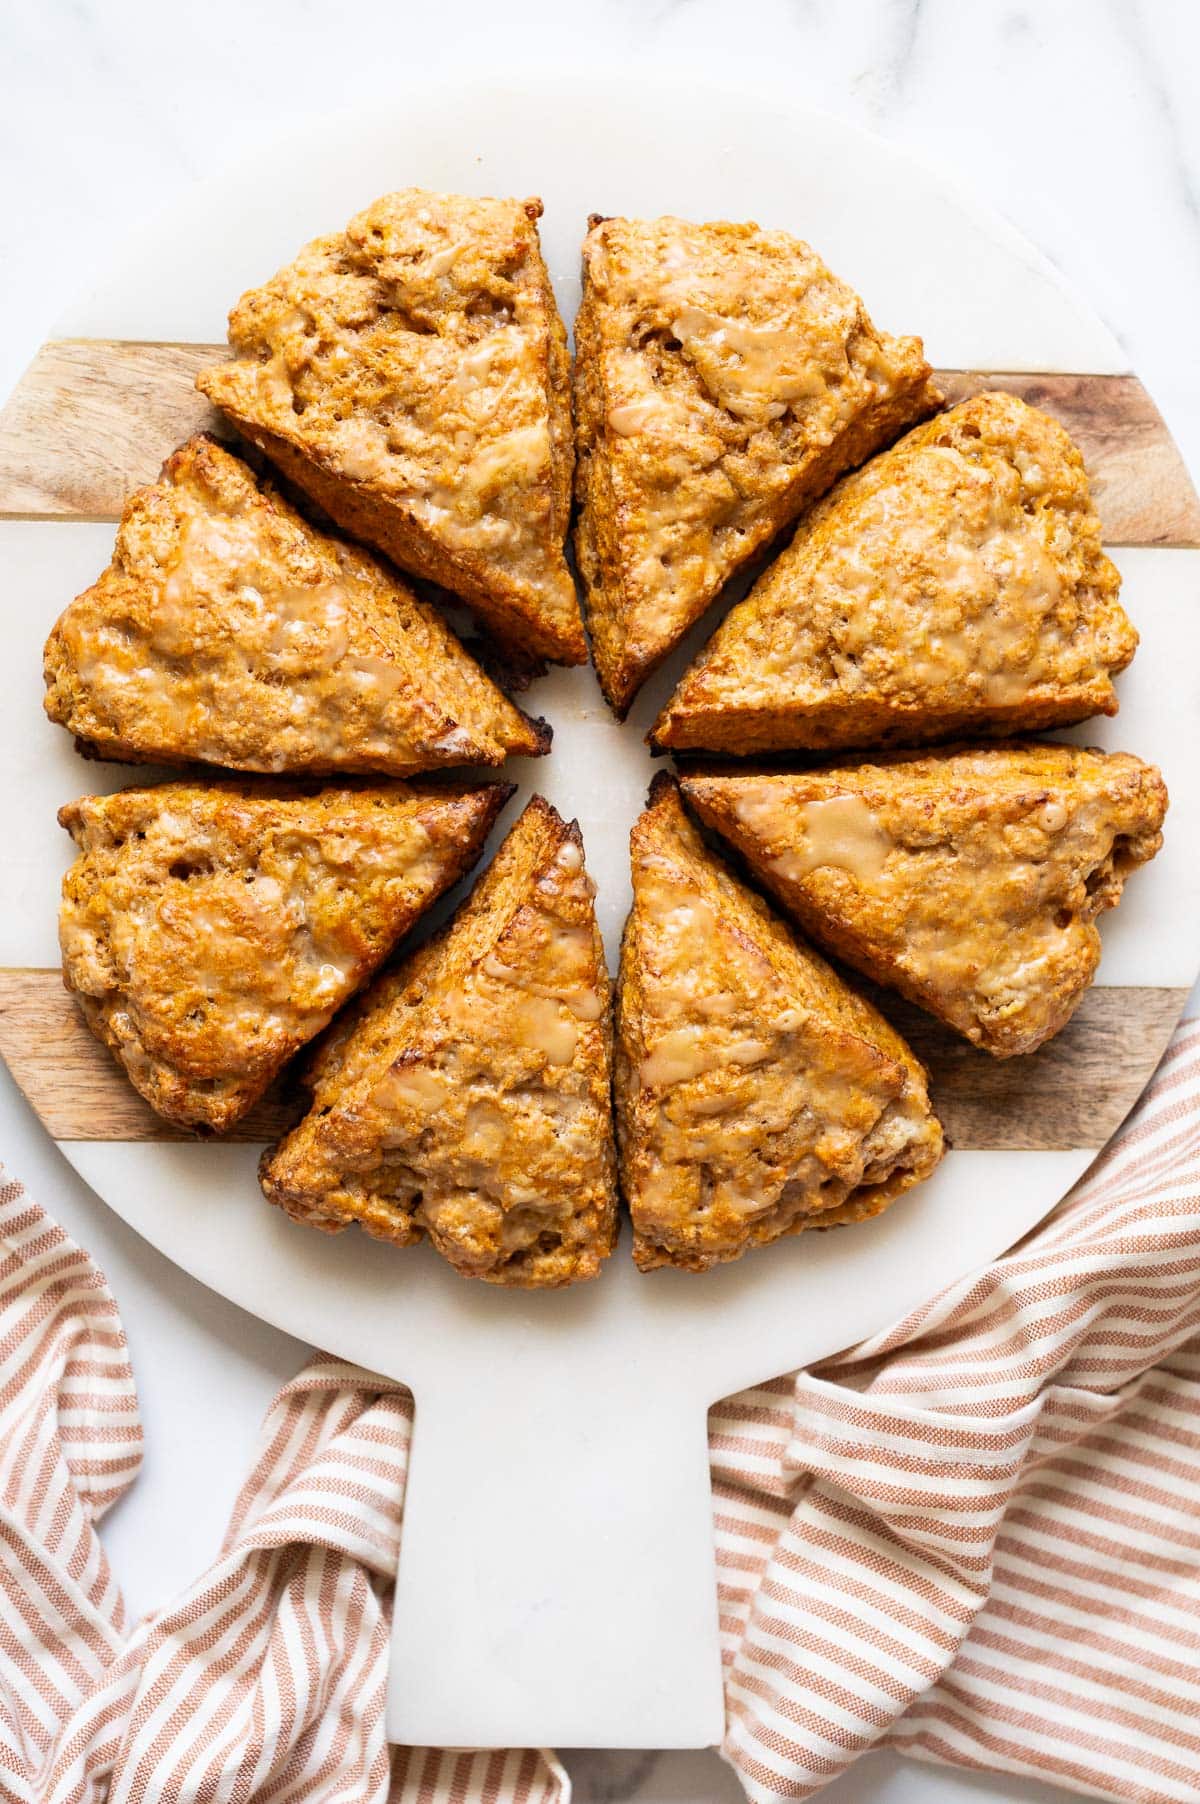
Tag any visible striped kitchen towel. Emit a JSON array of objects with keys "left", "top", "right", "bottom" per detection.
[{"left": 1, "top": 1020, "right": 1198, "bottom": 1802}]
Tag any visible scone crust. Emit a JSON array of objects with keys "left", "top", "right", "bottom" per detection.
[
  {"left": 616, "top": 777, "right": 943, "bottom": 1272},
  {"left": 198, "top": 190, "right": 584, "bottom": 666},
  {"left": 43, "top": 434, "right": 549, "bottom": 775},
  {"left": 574, "top": 214, "right": 939, "bottom": 714},
  {"left": 58, "top": 779, "right": 508, "bottom": 1131},
  {"left": 260, "top": 797, "right": 618, "bottom": 1288},
  {"left": 654, "top": 392, "right": 1136, "bottom": 753},
  {"left": 683, "top": 745, "right": 1167, "bottom": 1058}
]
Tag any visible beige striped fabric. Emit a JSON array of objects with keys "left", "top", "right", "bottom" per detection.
[
  {"left": 714, "top": 1018, "right": 1200, "bottom": 1803},
  {"left": 1, "top": 1021, "right": 1199, "bottom": 1801}
]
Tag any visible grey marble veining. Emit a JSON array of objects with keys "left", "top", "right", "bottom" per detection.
[
  {"left": 564, "top": 1747, "right": 1092, "bottom": 1801},
  {"left": 565, "top": 1746, "right": 746, "bottom": 1801},
  {"left": 2, "top": 3, "right": 1199, "bottom": 1801},
  {"left": 5, "top": 0, "right": 1200, "bottom": 469}
]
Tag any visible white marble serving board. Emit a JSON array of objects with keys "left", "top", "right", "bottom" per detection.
[{"left": 1, "top": 75, "right": 1197, "bottom": 1751}]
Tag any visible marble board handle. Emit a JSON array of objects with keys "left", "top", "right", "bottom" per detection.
[{"left": 386, "top": 1363, "right": 724, "bottom": 1749}]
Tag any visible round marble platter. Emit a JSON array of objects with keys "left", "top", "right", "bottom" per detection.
[{"left": 0, "top": 75, "right": 1197, "bottom": 1752}]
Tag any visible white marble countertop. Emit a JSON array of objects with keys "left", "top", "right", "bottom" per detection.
[{"left": 2, "top": 2, "right": 1198, "bottom": 1798}]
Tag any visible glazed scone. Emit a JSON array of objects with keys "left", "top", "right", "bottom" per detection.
[
  {"left": 44, "top": 436, "right": 549, "bottom": 776},
  {"left": 197, "top": 190, "right": 584, "bottom": 667},
  {"left": 58, "top": 779, "right": 509, "bottom": 1132},
  {"left": 616, "top": 777, "right": 943, "bottom": 1273},
  {"left": 573, "top": 214, "right": 939, "bottom": 713},
  {"left": 260, "top": 798, "right": 617, "bottom": 1288},
  {"left": 682, "top": 745, "right": 1167, "bottom": 1059},
  {"left": 653, "top": 393, "right": 1137, "bottom": 754}
]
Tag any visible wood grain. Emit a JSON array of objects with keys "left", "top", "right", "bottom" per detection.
[
  {"left": 0, "top": 966, "right": 1186, "bottom": 1151},
  {"left": 936, "top": 370, "right": 1200, "bottom": 548},
  {"left": 859, "top": 980, "right": 1190, "bottom": 1153},
  {"left": 0, "top": 342, "right": 1198, "bottom": 545},
  {"left": 0, "top": 968, "right": 303, "bottom": 1144},
  {"left": 0, "top": 342, "right": 231, "bottom": 517}
]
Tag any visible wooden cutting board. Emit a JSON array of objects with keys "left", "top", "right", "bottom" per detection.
[
  {"left": 2, "top": 84, "right": 1199, "bottom": 1752},
  {"left": 1, "top": 350, "right": 1195, "bottom": 1155}
]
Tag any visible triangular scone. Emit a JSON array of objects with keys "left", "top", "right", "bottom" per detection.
[
  {"left": 197, "top": 190, "right": 584, "bottom": 667},
  {"left": 58, "top": 779, "right": 508, "bottom": 1132},
  {"left": 43, "top": 436, "right": 549, "bottom": 775},
  {"left": 653, "top": 393, "right": 1136, "bottom": 753},
  {"left": 617, "top": 778, "right": 943, "bottom": 1273},
  {"left": 683, "top": 745, "right": 1167, "bottom": 1059},
  {"left": 260, "top": 798, "right": 617, "bottom": 1288},
  {"left": 573, "top": 214, "right": 939, "bottom": 713}
]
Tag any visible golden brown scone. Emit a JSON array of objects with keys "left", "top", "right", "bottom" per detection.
[
  {"left": 260, "top": 797, "right": 617, "bottom": 1288},
  {"left": 682, "top": 744, "right": 1167, "bottom": 1059},
  {"left": 573, "top": 214, "right": 939, "bottom": 714},
  {"left": 616, "top": 777, "right": 943, "bottom": 1273},
  {"left": 653, "top": 393, "right": 1137, "bottom": 753},
  {"left": 197, "top": 190, "right": 584, "bottom": 667},
  {"left": 58, "top": 779, "right": 509, "bottom": 1132},
  {"left": 43, "top": 435, "right": 549, "bottom": 775}
]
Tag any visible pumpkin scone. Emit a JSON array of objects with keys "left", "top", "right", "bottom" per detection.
[
  {"left": 683, "top": 744, "right": 1167, "bottom": 1059},
  {"left": 573, "top": 213, "right": 939, "bottom": 713},
  {"left": 44, "top": 436, "right": 549, "bottom": 776},
  {"left": 260, "top": 798, "right": 617, "bottom": 1288},
  {"left": 616, "top": 777, "right": 943, "bottom": 1273},
  {"left": 653, "top": 393, "right": 1137, "bottom": 754},
  {"left": 58, "top": 779, "right": 508, "bottom": 1132},
  {"left": 197, "top": 190, "right": 584, "bottom": 667}
]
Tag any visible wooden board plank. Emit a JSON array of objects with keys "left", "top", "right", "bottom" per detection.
[
  {"left": 857, "top": 980, "right": 1189, "bottom": 1153},
  {"left": 937, "top": 370, "right": 1200, "bottom": 548},
  {"left": 0, "top": 966, "right": 1186, "bottom": 1151},
  {"left": 1, "top": 342, "right": 1198, "bottom": 544},
  {"left": 0, "top": 968, "right": 302, "bottom": 1143},
  {"left": 0, "top": 342, "right": 231, "bottom": 518}
]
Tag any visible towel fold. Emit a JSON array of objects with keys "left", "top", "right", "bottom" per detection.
[{"left": 2, "top": 1020, "right": 1198, "bottom": 1804}]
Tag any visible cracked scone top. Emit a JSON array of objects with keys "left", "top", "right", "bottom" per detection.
[
  {"left": 654, "top": 392, "right": 1137, "bottom": 753},
  {"left": 260, "top": 797, "right": 617, "bottom": 1288},
  {"left": 616, "top": 778, "right": 943, "bottom": 1272},
  {"left": 573, "top": 213, "right": 939, "bottom": 712},
  {"left": 43, "top": 435, "right": 549, "bottom": 776},
  {"left": 197, "top": 190, "right": 585, "bottom": 666},
  {"left": 58, "top": 779, "right": 508, "bottom": 1132},
  {"left": 683, "top": 744, "right": 1167, "bottom": 1059}
]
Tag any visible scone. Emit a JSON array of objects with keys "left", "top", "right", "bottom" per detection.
[
  {"left": 573, "top": 213, "right": 939, "bottom": 713},
  {"left": 616, "top": 777, "right": 943, "bottom": 1272},
  {"left": 197, "top": 190, "right": 584, "bottom": 667},
  {"left": 44, "top": 435, "right": 549, "bottom": 776},
  {"left": 260, "top": 797, "right": 616, "bottom": 1288},
  {"left": 653, "top": 393, "right": 1137, "bottom": 753},
  {"left": 682, "top": 745, "right": 1167, "bottom": 1058},
  {"left": 58, "top": 779, "right": 508, "bottom": 1131}
]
